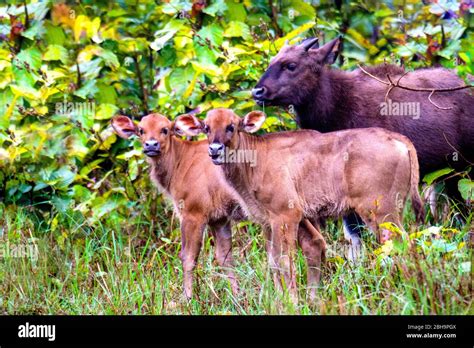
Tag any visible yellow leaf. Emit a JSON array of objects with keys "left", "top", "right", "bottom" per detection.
[
  {"left": 216, "top": 82, "right": 230, "bottom": 92},
  {"left": 374, "top": 240, "right": 393, "bottom": 257},
  {"left": 183, "top": 72, "right": 200, "bottom": 98},
  {"left": 211, "top": 99, "right": 234, "bottom": 108},
  {"left": 379, "top": 222, "right": 402, "bottom": 235},
  {"left": 10, "top": 85, "right": 41, "bottom": 101},
  {"left": 74, "top": 15, "right": 90, "bottom": 42},
  {"left": 274, "top": 22, "right": 316, "bottom": 49},
  {"left": 5, "top": 93, "right": 19, "bottom": 120},
  {"left": 191, "top": 61, "right": 221, "bottom": 76}
]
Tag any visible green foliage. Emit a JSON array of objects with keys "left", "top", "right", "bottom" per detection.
[
  {"left": 0, "top": 0, "right": 472, "bottom": 314},
  {"left": 0, "top": 0, "right": 472, "bottom": 213}
]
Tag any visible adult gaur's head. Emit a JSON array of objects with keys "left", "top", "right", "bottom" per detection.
[{"left": 252, "top": 36, "right": 341, "bottom": 107}]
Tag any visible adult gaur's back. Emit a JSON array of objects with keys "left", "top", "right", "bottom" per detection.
[{"left": 252, "top": 37, "right": 474, "bottom": 178}]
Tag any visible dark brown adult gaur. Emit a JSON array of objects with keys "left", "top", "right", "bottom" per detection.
[{"left": 253, "top": 36, "right": 473, "bottom": 215}]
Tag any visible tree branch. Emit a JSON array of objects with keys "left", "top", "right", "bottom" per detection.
[
  {"left": 268, "top": 0, "right": 282, "bottom": 38},
  {"left": 358, "top": 64, "right": 473, "bottom": 110},
  {"left": 133, "top": 53, "right": 149, "bottom": 114}
]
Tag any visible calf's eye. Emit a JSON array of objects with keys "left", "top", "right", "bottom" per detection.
[
  {"left": 226, "top": 124, "right": 234, "bottom": 133},
  {"left": 138, "top": 128, "right": 144, "bottom": 135},
  {"left": 162, "top": 128, "right": 168, "bottom": 135},
  {"left": 204, "top": 125, "right": 210, "bottom": 134},
  {"left": 287, "top": 63, "right": 297, "bottom": 71}
]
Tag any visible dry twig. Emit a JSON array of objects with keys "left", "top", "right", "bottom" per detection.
[{"left": 358, "top": 64, "right": 473, "bottom": 110}]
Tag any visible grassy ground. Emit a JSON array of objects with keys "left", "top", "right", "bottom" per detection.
[{"left": 0, "top": 198, "right": 472, "bottom": 315}]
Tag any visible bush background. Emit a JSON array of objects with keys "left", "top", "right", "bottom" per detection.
[{"left": 0, "top": 0, "right": 472, "bottom": 314}]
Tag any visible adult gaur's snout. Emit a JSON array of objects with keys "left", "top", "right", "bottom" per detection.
[{"left": 252, "top": 87, "right": 267, "bottom": 99}]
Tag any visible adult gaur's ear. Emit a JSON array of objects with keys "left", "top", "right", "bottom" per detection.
[
  {"left": 111, "top": 115, "right": 137, "bottom": 139},
  {"left": 311, "top": 36, "right": 342, "bottom": 65},
  {"left": 174, "top": 114, "right": 203, "bottom": 136},
  {"left": 242, "top": 111, "right": 266, "bottom": 133},
  {"left": 301, "top": 37, "right": 319, "bottom": 51}
]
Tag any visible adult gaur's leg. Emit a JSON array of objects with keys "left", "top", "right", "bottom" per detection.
[{"left": 342, "top": 212, "right": 364, "bottom": 261}]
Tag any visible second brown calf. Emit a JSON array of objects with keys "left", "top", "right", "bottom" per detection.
[{"left": 176, "top": 108, "right": 424, "bottom": 301}]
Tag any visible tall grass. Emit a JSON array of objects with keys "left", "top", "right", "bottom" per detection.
[{"left": 0, "top": 198, "right": 471, "bottom": 315}]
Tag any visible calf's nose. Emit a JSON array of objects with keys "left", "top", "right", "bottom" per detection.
[
  {"left": 252, "top": 87, "right": 266, "bottom": 99},
  {"left": 209, "top": 142, "right": 224, "bottom": 156},
  {"left": 145, "top": 140, "right": 159, "bottom": 148}
]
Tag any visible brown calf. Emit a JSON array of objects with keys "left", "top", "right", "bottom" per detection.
[
  {"left": 176, "top": 108, "right": 423, "bottom": 301},
  {"left": 111, "top": 113, "right": 244, "bottom": 298}
]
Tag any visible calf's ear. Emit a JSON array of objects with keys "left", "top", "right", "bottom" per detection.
[
  {"left": 174, "top": 114, "right": 203, "bottom": 136},
  {"left": 111, "top": 115, "right": 137, "bottom": 139},
  {"left": 242, "top": 111, "right": 266, "bottom": 133},
  {"left": 311, "top": 36, "right": 341, "bottom": 65}
]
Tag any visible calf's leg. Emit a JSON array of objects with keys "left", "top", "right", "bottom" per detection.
[
  {"left": 270, "top": 217, "right": 299, "bottom": 303},
  {"left": 263, "top": 225, "right": 283, "bottom": 292},
  {"left": 298, "top": 219, "right": 326, "bottom": 301},
  {"left": 180, "top": 216, "right": 205, "bottom": 299},
  {"left": 209, "top": 221, "right": 240, "bottom": 296}
]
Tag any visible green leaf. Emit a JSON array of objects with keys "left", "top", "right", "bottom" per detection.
[
  {"left": 22, "top": 21, "right": 44, "bottom": 40},
  {"left": 197, "top": 23, "right": 224, "bottom": 46},
  {"left": 100, "top": 50, "right": 120, "bottom": 69},
  {"left": 10, "top": 84, "right": 41, "bottom": 100},
  {"left": 43, "top": 45, "right": 69, "bottom": 64},
  {"left": 53, "top": 167, "right": 76, "bottom": 190},
  {"left": 45, "top": 22, "right": 66, "bottom": 45},
  {"left": 128, "top": 157, "right": 139, "bottom": 181},
  {"left": 458, "top": 179, "right": 474, "bottom": 201},
  {"left": 203, "top": 0, "right": 227, "bottom": 17},
  {"left": 225, "top": 0, "right": 246, "bottom": 22},
  {"left": 95, "top": 103, "right": 119, "bottom": 120},
  {"left": 74, "top": 80, "right": 99, "bottom": 100},
  {"left": 16, "top": 47, "right": 42, "bottom": 70},
  {"left": 224, "top": 21, "right": 251, "bottom": 40}
]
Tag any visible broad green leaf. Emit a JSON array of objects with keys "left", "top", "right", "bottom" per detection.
[
  {"left": 203, "top": 0, "right": 227, "bottom": 17},
  {"left": 43, "top": 45, "right": 69, "bottom": 63},
  {"left": 458, "top": 179, "right": 474, "bottom": 201},
  {"left": 224, "top": 21, "right": 251, "bottom": 40},
  {"left": 95, "top": 103, "right": 119, "bottom": 120},
  {"left": 10, "top": 84, "right": 41, "bottom": 100},
  {"left": 423, "top": 168, "right": 454, "bottom": 185}
]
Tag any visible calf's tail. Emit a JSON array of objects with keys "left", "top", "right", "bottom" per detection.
[{"left": 406, "top": 141, "right": 425, "bottom": 223}]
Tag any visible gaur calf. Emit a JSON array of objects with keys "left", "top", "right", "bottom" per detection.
[
  {"left": 176, "top": 108, "right": 423, "bottom": 301},
  {"left": 112, "top": 113, "right": 244, "bottom": 298},
  {"left": 253, "top": 36, "right": 473, "bottom": 224}
]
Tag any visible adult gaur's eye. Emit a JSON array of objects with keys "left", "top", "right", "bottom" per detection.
[
  {"left": 162, "top": 128, "right": 168, "bottom": 135},
  {"left": 138, "top": 128, "right": 144, "bottom": 135},
  {"left": 287, "top": 63, "right": 297, "bottom": 71},
  {"left": 226, "top": 124, "right": 234, "bottom": 133}
]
